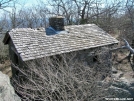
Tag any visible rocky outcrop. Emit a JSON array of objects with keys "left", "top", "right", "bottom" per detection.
[
  {"left": 0, "top": 71, "right": 21, "bottom": 101},
  {"left": 97, "top": 67, "right": 134, "bottom": 100},
  {"left": 107, "top": 80, "right": 134, "bottom": 98},
  {"left": 105, "top": 69, "right": 134, "bottom": 98}
]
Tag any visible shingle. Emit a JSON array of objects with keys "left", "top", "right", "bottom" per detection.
[{"left": 9, "top": 24, "right": 118, "bottom": 61}]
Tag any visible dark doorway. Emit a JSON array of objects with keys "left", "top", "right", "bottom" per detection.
[{"left": 93, "top": 55, "right": 98, "bottom": 62}]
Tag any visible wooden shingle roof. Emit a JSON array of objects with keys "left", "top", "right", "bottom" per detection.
[{"left": 4, "top": 24, "right": 118, "bottom": 61}]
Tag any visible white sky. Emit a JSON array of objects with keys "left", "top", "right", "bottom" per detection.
[{"left": 0, "top": 0, "right": 44, "bottom": 17}]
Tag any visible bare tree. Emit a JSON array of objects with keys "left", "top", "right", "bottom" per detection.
[
  {"left": 0, "top": 0, "right": 17, "bottom": 32},
  {"left": 0, "top": 0, "right": 15, "bottom": 9},
  {"left": 126, "top": 0, "right": 134, "bottom": 31},
  {"left": 98, "top": 0, "right": 121, "bottom": 32},
  {"left": 0, "top": 13, "right": 9, "bottom": 32},
  {"left": 72, "top": 0, "right": 96, "bottom": 24},
  {"left": 47, "top": 0, "right": 75, "bottom": 24},
  {"left": 118, "top": 0, "right": 134, "bottom": 45},
  {"left": 9, "top": 3, "right": 17, "bottom": 28}
]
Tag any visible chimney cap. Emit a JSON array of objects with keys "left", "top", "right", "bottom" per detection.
[{"left": 50, "top": 16, "right": 64, "bottom": 18}]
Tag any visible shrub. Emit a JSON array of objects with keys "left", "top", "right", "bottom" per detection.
[{"left": 11, "top": 49, "right": 112, "bottom": 101}]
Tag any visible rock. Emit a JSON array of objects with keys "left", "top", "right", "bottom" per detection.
[
  {"left": 112, "top": 81, "right": 129, "bottom": 90},
  {"left": 130, "top": 82, "right": 134, "bottom": 87},
  {"left": 112, "top": 71, "right": 124, "bottom": 79},
  {"left": 107, "top": 85, "right": 132, "bottom": 97},
  {"left": 129, "top": 87, "right": 134, "bottom": 96},
  {"left": 0, "top": 71, "right": 21, "bottom": 101},
  {"left": 112, "top": 67, "right": 118, "bottom": 74},
  {"left": 102, "top": 70, "right": 134, "bottom": 98},
  {"left": 109, "top": 81, "right": 134, "bottom": 97}
]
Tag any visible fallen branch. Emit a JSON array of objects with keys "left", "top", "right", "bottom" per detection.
[
  {"left": 111, "top": 39, "right": 134, "bottom": 51},
  {"left": 111, "top": 39, "right": 134, "bottom": 71}
]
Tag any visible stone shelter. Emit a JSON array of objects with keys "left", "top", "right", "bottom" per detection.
[{"left": 3, "top": 18, "right": 118, "bottom": 77}]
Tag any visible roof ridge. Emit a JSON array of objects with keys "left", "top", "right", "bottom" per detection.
[{"left": 3, "top": 24, "right": 118, "bottom": 61}]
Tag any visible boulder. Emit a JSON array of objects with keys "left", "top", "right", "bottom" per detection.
[
  {"left": 0, "top": 71, "right": 21, "bottom": 101},
  {"left": 107, "top": 85, "right": 132, "bottom": 97},
  {"left": 129, "top": 87, "right": 134, "bottom": 96},
  {"left": 103, "top": 70, "right": 134, "bottom": 98}
]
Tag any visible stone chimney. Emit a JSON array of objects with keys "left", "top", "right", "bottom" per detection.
[{"left": 49, "top": 16, "right": 64, "bottom": 31}]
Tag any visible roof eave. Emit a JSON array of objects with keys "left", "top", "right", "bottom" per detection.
[{"left": 3, "top": 31, "right": 10, "bottom": 45}]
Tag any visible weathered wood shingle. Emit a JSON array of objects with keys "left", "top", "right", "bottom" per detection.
[{"left": 8, "top": 24, "right": 118, "bottom": 61}]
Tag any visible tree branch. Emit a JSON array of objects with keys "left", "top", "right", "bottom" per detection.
[
  {"left": 111, "top": 39, "right": 134, "bottom": 53},
  {"left": 111, "top": 39, "right": 134, "bottom": 71}
]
